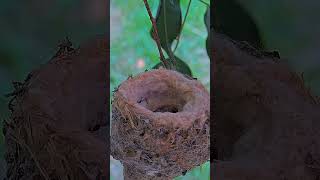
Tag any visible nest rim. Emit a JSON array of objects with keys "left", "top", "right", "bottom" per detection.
[{"left": 112, "top": 68, "right": 210, "bottom": 129}]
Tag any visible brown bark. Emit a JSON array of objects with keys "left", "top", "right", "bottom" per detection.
[{"left": 213, "top": 31, "right": 320, "bottom": 179}]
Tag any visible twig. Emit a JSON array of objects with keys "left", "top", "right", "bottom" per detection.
[
  {"left": 198, "top": 0, "right": 209, "bottom": 7},
  {"left": 173, "top": 0, "right": 192, "bottom": 53},
  {"left": 142, "top": 0, "right": 169, "bottom": 68}
]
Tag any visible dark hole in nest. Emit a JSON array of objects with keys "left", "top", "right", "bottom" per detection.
[
  {"left": 137, "top": 90, "right": 188, "bottom": 113},
  {"left": 154, "top": 105, "right": 179, "bottom": 113},
  {"left": 139, "top": 131, "right": 145, "bottom": 136}
]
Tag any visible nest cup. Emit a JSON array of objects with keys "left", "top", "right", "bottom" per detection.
[{"left": 111, "top": 69, "right": 210, "bottom": 180}]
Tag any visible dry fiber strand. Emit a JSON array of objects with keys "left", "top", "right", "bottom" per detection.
[
  {"left": 3, "top": 35, "right": 109, "bottom": 180},
  {"left": 212, "top": 31, "right": 320, "bottom": 179},
  {"left": 111, "top": 69, "right": 210, "bottom": 180}
]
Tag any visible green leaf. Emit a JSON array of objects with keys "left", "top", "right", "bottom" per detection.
[
  {"left": 152, "top": 55, "right": 192, "bottom": 76},
  {"left": 150, "top": 0, "right": 182, "bottom": 60}
]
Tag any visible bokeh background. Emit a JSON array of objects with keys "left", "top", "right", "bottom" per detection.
[
  {"left": 0, "top": 0, "right": 107, "bottom": 178},
  {"left": 0, "top": 0, "right": 320, "bottom": 179},
  {"left": 240, "top": 0, "right": 320, "bottom": 94},
  {"left": 110, "top": 0, "right": 210, "bottom": 179}
]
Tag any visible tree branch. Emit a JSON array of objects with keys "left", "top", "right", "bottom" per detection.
[{"left": 142, "top": 0, "right": 169, "bottom": 68}]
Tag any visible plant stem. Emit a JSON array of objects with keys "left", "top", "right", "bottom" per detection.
[
  {"left": 198, "top": 0, "right": 209, "bottom": 7},
  {"left": 142, "top": 0, "right": 169, "bottom": 68},
  {"left": 173, "top": 0, "right": 192, "bottom": 53}
]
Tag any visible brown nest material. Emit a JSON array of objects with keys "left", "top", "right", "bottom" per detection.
[
  {"left": 3, "top": 35, "right": 108, "bottom": 180},
  {"left": 213, "top": 32, "right": 320, "bottom": 179},
  {"left": 110, "top": 69, "right": 210, "bottom": 180}
]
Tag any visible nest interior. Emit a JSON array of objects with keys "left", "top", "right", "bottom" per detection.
[
  {"left": 111, "top": 69, "right": 210, "bottom": 180},
  {"left": 132, "top": 78, "right": 189, "bottom": 114}
]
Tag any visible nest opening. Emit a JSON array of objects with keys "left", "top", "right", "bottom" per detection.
[
  {"left": 111, "top": 69, "right": 210, "bottom": 179},
  {"left": 154, "top": 105, "right": 179, "bottom": 113},
  {"left": 137, "top": 89, "right": 188, "bottom": 113}
]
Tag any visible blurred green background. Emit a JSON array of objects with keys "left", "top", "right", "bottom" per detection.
[
  {"left": 239, "top": 0, "right": 320, "bottom": 94},
  {"left": 1, "top": 0, "right": 320, "bottom": 179},
  {"left": 110, "top": 0, "right": 210, "bottom": 179},
  {"left": 0, "top": 0, "right": 107, "bottom": 178}
]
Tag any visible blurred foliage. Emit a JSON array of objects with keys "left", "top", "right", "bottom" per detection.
[
  {"left": 213, "top": 0, "right": 263, "bottom": 49},
  {"left": 110, "top": 0, "right": 210, "bottom": 96},
  {"left": 239, "top": 0, "right": 320, "bottom": 95},
  {"left": 110, "top": 0, "right": 210, "bottom": 179},
  {"left": 0, "top": 0, "right": 106, "bottom": 160},
  {"left": 0, "top": 0, "right": 319, "bottom": 179}
]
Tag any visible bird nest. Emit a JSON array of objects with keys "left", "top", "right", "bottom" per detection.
[
  {"left": 111, "top": 69, "right": 210, "bottom": 180},
  {"left": 3, "top": 35, "right": 109, "bottom": 180}
]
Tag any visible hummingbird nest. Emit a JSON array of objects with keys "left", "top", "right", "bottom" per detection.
[
  {"left": 111, "top": 69, "right": 210, "bottom": 180},
  {"left": 3, "top": 35, "right": 109, "bottom": 180},
  {"left": 213, "top": 32, "right": 320, "bottom": 179}
]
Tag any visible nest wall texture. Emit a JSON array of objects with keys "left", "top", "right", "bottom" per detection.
[
  {"left": 111, "top": 69, "right": 210, "bottom": 180},
  {"left": 6, "top": 26, "right": 320, "bottom": 180},
  {"left": 3, "top": 35, "right": 109, "bottom": 180},
  {"left": 213, "top": 32, "right": 320, "bottom": 179}
]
